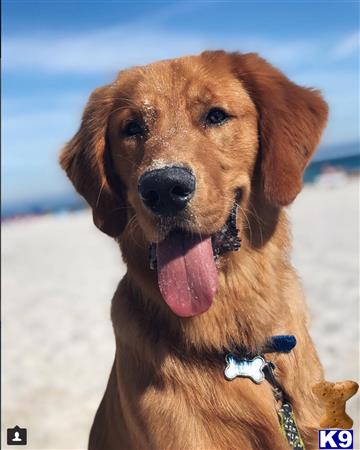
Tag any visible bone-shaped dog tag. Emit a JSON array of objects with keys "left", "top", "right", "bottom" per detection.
[{"left": 224, "top": 354, "right": 266, "bottom": 384}]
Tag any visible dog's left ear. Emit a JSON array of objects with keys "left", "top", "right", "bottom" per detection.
[
  {"left": 59, "top": 85, "right": 127, "bottom": 238},
  {"left": 230, "top": 52, "right": 328, "bottom": 206}
]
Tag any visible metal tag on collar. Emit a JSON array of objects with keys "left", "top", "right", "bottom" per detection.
[{"left": 224, "top": 354, "right": 266, "bottom": 384}]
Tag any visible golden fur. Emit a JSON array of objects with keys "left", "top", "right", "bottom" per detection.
[{"left": 60, "top": 51, "right": 328, "bottom": 449}]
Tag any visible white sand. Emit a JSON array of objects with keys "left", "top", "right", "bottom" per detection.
[{"left": 2, "top": 179, "right": 359, "bottom": 450}]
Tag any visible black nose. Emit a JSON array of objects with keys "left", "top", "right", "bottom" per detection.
[{"left": 138, "top": 166, "right": 196, "bottom": 215}]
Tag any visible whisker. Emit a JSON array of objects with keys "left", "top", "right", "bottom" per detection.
[
  {"left": 248, "top": 202, "right": 264, "bottom": 247},
  {"left": 237, "top": 203, "right": 253, "bottom": 247},
  {"left": 125, "top": 214, "right": 145, "bottom": 250},
  {"left": 95, "top": 179, "right": 106, "bottom": 209}
]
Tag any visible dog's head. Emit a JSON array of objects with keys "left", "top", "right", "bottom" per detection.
[{"left": 60, "top": 51, "right": 327, "bottom": 317}]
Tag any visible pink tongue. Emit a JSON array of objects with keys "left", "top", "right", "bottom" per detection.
[{"left": 156, "top": 231, "right": 218, "bottom": 317}]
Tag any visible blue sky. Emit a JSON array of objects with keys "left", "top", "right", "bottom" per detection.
[{"left": 3, "top": 0, "right": 359, "bottom": 206}]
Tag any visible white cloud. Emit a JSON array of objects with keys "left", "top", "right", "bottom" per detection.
[
  {"left": 3, "top": 91, "right": 90, "bottom": 115},
  {"left": 3, "top": 24, "right": 322, "bottom": 75},
  {"left": 331, "top": 30, "right": 359, "bottom": 60}
]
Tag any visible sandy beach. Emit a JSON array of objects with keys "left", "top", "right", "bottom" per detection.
[{"left": 2, "top": 179, "right": 359, "bottom": 450}]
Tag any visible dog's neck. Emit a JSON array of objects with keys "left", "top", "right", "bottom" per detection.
[{"left": 117, "top": 201, "right": 293, "bottom": 364}]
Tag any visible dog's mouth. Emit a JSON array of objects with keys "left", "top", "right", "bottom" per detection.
[{"left": 149, "top": 201, "right": 241, "bottom": 318}]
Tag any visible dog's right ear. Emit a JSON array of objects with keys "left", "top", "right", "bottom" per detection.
[
  {"left": 221, "top": 51, "right": 328, "bottom": 207},
  {"left": 59, "top": 85, "right": 127, "bottom": 238}
]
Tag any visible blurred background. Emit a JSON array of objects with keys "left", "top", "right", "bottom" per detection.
[{"left": 2, "top": 1, "right": 359, "bottom": 449}]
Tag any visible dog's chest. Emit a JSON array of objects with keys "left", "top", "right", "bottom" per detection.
[{"left": 118, "top": 357, "right": 288, "bottom": 449}]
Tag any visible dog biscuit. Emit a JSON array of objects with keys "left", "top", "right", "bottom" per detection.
[{"left": 312, "top": 380, "right": 359, "bottom": 429}]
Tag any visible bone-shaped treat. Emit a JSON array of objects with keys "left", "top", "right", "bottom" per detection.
[
  {"left": 312, "top": 380, "right": 359, "bottom": 429},
  {"left": 224, "top": 354, "right": 266, "bottom": 384}
]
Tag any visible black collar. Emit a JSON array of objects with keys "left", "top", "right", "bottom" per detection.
[{"left": 233, "top": 334, "right": 297, "bottom": 358}]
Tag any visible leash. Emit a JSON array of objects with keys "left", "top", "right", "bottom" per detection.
[{"left": 224, "top": 335, "right": 306, "bottom": 450}]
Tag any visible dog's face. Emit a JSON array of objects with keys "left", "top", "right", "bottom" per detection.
[
  {"left": 60, "top": 51, "right": 328, "bottom": 317},
  {"left": 106, "top": 55, "right": 258, "bottom": 243}
]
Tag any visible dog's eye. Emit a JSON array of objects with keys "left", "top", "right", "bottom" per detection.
[
  {"left": 205, "top": 108, "right": 230, "bottom": 126},
  {"left": 123, "top": 120, "right": 144, "bottom": 138}
]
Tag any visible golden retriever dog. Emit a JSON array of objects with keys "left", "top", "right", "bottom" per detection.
[{"left": 60, "top": 51, "right": 328, "bottom": 450}]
